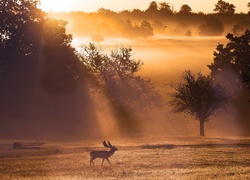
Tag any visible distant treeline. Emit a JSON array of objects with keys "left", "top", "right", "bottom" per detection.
[{"left": 48, "top": 1, "right": 250, "bottom": 38}]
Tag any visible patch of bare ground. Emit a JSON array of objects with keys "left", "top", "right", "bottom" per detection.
[{"left": 0, "top": 136, "right": 249, "bottom": 179}]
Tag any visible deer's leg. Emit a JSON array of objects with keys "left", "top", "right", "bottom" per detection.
[
  {"left": 90, "top": 157, "right": 95, "bottom": 166},
  {"left": 102, "top": 158, "right": 105, "bottom": 165},
  {"left": 106, "top": 158, "right": 112, "bottom": 166}
]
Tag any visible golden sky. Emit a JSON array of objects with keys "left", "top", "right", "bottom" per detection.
[{"left": 39, "top": 0, "right": 249, "bottom": 13}]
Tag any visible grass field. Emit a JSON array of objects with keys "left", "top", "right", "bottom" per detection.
[{"left": 0, "top": 136, "right": 249, "bottom": 180}]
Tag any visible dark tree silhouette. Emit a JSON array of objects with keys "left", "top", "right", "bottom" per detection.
[
  {"left": 208, "top": 30, "right": 250, "bottom": 135},
  {"left": 159, "top": 2, "right": 172, "bottom": 14},
  {"left": 169, "top": 70, "right": 230, "bottom": 136},
  {"left": 208, "top": 30, "right": 250, "bottom": 93},
  {"left": 213, "top": 0, "right": 235, "bottom": 14},
  {"left": 79, "top": 43, "right": 162, "bottom": 134},
  {"left": 0, "top": 0, "right": 45, "bottom": 78},
  {"left": 198, "top": 18, "right": 224, "bottom": 36},
  {"left": 179, "top": 4, "right": 192, "bottom": 14},
  {"left": 147, "top": 1, "right": 158, "bottom": 12},
  {"left": 0, "top": 0, "right": 96, "bottom": 140}
]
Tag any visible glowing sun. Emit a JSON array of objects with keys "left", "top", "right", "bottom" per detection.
[{"left": 38, "top": 0, "right": 74, "bottom": 12}]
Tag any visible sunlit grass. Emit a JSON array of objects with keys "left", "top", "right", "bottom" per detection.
[{"left": 0, "top": 136, "right": 249, "bottom": 179}]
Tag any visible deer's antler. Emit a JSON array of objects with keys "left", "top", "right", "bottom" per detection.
[
  {"left": 102, "top": 141, "right": 111, "bottom": 148},
  {"left": 108, "top": 141, "right": 113, "bottom": 147}
]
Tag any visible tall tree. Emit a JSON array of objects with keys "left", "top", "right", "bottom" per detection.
[
  {"left": 0, "top": 0, "right": 45, "bottom": 79},
  {"left": 0, "top": 0, "right": 96, "bottom": 140},
  {"left": 208, "top": 30, "right": 250, "bottom": 135},
  {"left": 213, "top": 0, "right": 235, "bottom": 14},
  {"left": 168, "top": 70, "right": 230, "bottom": 136}
]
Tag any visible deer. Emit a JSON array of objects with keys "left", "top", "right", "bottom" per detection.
[{"left": 90, "top": 141, "right": 118, "bottom": 166}]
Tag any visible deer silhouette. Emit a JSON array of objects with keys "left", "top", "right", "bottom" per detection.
[{"left": 90, "top": 141, "right": 118, "bottom": 166}]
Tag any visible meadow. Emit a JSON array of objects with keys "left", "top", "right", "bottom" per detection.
[
  {"left": 0, "top": 136, "right": 249, "bottom": 179},
  {"left": 1, "top": 37, "right": 249, "bottom": 179}
]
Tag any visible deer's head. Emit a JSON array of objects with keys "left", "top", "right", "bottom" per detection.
[{"left": 102, "top": 141, "right": 118, "bottom": 152}]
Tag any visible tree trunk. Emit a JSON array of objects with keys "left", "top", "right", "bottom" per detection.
[{"left": 199, "top": 119, "right": 205, "bottom": 136}]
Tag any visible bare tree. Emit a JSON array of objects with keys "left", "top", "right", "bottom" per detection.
[{"left": 168, "top": 70, "right": 230, "bottom": 136}]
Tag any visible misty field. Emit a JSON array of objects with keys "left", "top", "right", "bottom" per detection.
[{"left": 0, "top": 136, "right": 249, "bottom": 180}]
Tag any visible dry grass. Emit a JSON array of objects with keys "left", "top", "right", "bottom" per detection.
[{"left": 0, "top": 136, "right": 249, "bottom": 179}]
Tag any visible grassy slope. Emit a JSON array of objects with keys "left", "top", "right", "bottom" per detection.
[{"left": 0, "top": 136, "right": 249, "bottom": 179}]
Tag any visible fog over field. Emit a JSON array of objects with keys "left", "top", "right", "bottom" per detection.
[
  {"left": 1, "top": 1, "right": 250, "bottom": 180},
  {"left": 70, "top": 35, "right": 244, "bottom": 138}
]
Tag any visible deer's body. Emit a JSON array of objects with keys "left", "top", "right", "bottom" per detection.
[{"left": 90, "top": 141, "right": 117, "bottom": 166}]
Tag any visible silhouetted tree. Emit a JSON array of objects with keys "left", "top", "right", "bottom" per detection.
[
  {"left": 147, "top": 1, "right": 158, "bottom": 12},
  {"left": 0, "top": 0, "right": 45, "bottom": 79},
  {"left": 213, "top": 0, "right": 235, "bottom": 14},
  {"left": 208, "top": 30, "right": 250, "bottom": 135},
  {"left": 79, "top": 43, "right": 162, "bottom": 133},
  {"left": 169, "top": 70, "right": 230, "bottom": 136},
  {"left": 159, "top": 2, "right": 172, "bottom": 14},
  {"left": 0, "top": 0, "right": 96, "bottom": 140},
  {"left": 198, "top": 18, "right": 224, "bottom": 36},
  {"left": 208, "top": 30, "right": 250, "bottom": 94},
  {"left": 179, "top": 4, "right": 192, "bottom": 14},
  {"left": 42, "top": 18, "right": 85, "bottom": 93}
]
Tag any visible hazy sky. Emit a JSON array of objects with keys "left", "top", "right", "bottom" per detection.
[{"left": 40, "top": 0, "right": 249, "bottom": 13}]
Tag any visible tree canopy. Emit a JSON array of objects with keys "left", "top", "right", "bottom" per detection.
[
  {"left": 179, "top": 4, "right": 192, "bottom": 14},
  {"left": 0, "top": 0, "right": 96, "bottom": 140},
  {"left": 208, "top": 30, "right": 250, "bottom": 94},
  {"left": 78, "top": 43, "right": 162, "bottom": 133},
  {"left": 213, "top": 0, "right": 235, "bottom": 14},
  {"left": 169, "top": 70, "right": 230, "bottom": 136}
]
